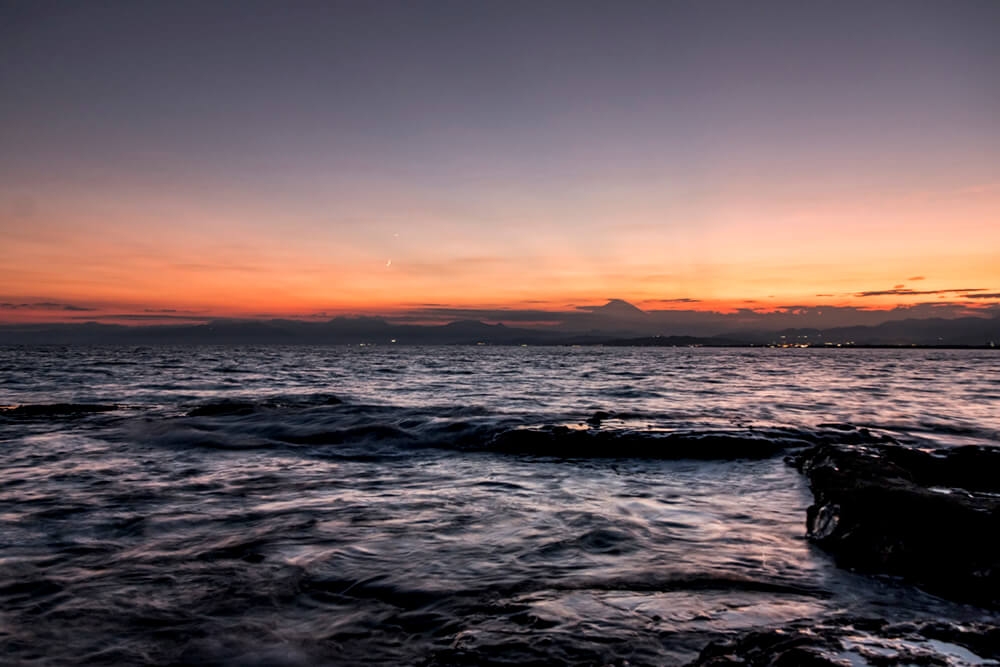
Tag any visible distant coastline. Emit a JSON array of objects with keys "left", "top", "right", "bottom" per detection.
[
  {"left": 596, "top": 336, "right": 999, "bottom": 349},
  {"left": 5, "top": 297, "right": 999, "bottom": 348},
  {"left": 2, "top": 310, "right": 998, "bottom": 348}
]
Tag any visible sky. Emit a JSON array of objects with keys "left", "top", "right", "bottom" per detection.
[{"left": 1, "top": 0, "right": 998, "bottom": 325}]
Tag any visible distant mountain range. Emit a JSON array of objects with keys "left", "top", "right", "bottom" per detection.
[{"left": 1, "top": 305, "right": 997, "bottom": 347}]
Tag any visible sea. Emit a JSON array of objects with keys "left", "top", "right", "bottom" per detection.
[{"left": 1, "top": 345, "right": 998, "bottom": 665}]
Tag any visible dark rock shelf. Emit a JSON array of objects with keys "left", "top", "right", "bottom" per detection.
[
  {"left": 789, "top": 442, "right": 1000, "bottom": 608},
  {"left": 688, "top": 616, "right": 1000, "bottom": 666}
]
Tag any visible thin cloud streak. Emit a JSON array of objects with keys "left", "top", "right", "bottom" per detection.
[
  {"left": 642, "top": 298, "right": 703, "bottom": 304},
  {"left": 69, "top": 314, "right": 219, "bottom": 322},
  {"left": 854, "top": 288, "right": 989, "bottom": 297},
  {"left": 0, "top": 302, "right": 96, "bottom": 311}
]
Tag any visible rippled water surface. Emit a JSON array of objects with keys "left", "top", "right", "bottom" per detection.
[{"left": 2, "top": 346, "right": 998, "bottom": 665}]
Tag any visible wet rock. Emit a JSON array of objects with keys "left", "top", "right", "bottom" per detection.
[
  {"left": 687, "top": 617, "right": 1000, "bottom": 666},
  {"left": 917, "top": 621, "right": 1000, "bottom": 660},
  {"left": 585, "top": 410, "right": 613, "bottom": 426},
  {"left": 694, "top": 628, "right": 832, "bottom": 666},
  {"left": 790, "top": 443, "right": 1000, "bottom": 607}
]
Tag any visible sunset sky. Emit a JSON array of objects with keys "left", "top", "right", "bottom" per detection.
[{"left": 2, "top": 0, "right": 998, "bottom": 324}]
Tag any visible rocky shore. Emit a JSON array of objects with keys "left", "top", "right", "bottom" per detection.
[
  {"left": 688, "top": 616, "right": 1000, "bottom": 666},
  {"left": 688, "top": 439, "right": 1000, "bottom": 665},
  {"left": 790, "top": 441, "right": 1000, "bottom": 608}
]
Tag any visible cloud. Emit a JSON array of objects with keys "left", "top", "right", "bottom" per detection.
[
  {"left": 143, "top": 308, "right": 207, "bottom": 314},
  {"left": 69, "top": 313, "right": 217, "bottom": 322},
  {"left": 0, "top": 302, "right": 96, "bottom": 311},
  {"left": 401, "top": 299, "right": 649, "bottom": 325},
  {"left": 907, "top": 276, "right": 926, "bottom": 281},
  {"left": 965, "top": 293, "right": 1000, "bottom": 299},
  {"left": 644, "top": 298, "right": 702, "bottom": 304},
  {"left": 408, "top": 307, "right": 573, "bottom": 322},
  {"left": 854, "top": 288, "right": 988, "bottom": 297}
]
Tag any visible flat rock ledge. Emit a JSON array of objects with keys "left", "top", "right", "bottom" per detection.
[
  {"left": 789, "top": 442, "right": 1000, "bottom": 607},
  {"left": 688, "top": 617, "right": 1000, "bottom": 666}
]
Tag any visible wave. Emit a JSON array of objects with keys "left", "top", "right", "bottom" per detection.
[
  {"left": 114, "top": 396, "right": 902, "bottom": 461},
  {"left": 479, "top": 424, "right": 895, "bottom": 459},
  {"left": 0, "top": 403, "right": 120, "bottom": 418}
]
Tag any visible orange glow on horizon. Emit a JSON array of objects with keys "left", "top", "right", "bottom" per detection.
[
  {"left": 4, "top": 2, "right": 999, "bottom": 329},
  {"left": 2, "top": 175, "right": 999, "bottom": 324}
]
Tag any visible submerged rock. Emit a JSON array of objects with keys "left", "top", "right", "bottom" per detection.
[
  {"left": 790, "top": 443, "right": 1000, "bottom": 607},
  {"left": 688, "top": 616, "right": 1000, "bottom": 666}
]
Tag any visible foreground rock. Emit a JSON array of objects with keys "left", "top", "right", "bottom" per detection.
[
  {"left": 790, "top": 443, "right": 1000, "bottom": 607},
  {"left": 688, "top": 616, "right": 1000, "bottom": 666}
]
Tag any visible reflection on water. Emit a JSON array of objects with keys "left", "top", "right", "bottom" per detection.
[{"left": 1, "top": 346, "right": 997, "bottom": 664}]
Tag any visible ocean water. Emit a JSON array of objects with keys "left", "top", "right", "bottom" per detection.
[{"left": 1, "top": 345, "right": 998, "bottom": 665}]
